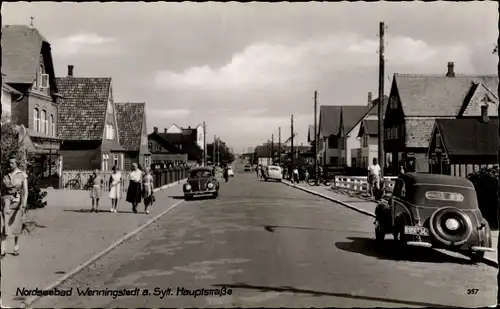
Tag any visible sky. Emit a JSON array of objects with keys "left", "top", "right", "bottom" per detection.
[{"left": 2, "top": 2, "right": 498, "bottom": 152}]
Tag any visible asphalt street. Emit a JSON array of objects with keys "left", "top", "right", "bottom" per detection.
[{"left": 33, "top": 164, "right": 495, "bottom": 308}]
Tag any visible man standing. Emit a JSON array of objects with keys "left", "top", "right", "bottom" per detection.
[{"left": 367, "top": 158, "right": 381, "bottom": 200}]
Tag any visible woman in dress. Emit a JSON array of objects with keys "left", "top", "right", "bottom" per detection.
[
  {"left": 1, "top": 156, "right": 28, "bottom": 257},
  {"left": 142, "top": 167, "right": 154, "bottom": 214},
  {"left": 89, "top": 169, "right": 103, "bottom": 212},
  {"left": 126, "top": 163, "right": 142, "bottom": 213},
  {"left": 108, "top": 166, "right": 122, "bottom": 213}
]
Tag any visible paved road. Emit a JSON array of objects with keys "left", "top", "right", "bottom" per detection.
[{"left": 33, "top": 171, "right": 495, "bottom": 308}]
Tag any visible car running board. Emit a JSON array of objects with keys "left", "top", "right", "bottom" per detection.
[
  {"left": 471, "top": 246, "right": 496, "bottom": 252},
  {"left": 406, "top": 241, "right": 432, "bottom": 248}
]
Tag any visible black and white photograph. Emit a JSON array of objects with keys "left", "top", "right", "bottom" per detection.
[{"left": 0, "top": 1, "right": 498, "bottom": 308}]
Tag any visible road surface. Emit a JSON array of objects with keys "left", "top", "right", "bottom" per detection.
[{"left": 33, "top": 166, "right": 495, "bottom": 308}]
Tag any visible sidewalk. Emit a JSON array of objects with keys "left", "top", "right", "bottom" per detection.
[
  {"left": 282, "top": 180, "right": 498, "bottom": 266},
  {"left": 1, "top": 180, "right": 186, "bottom": 308}
]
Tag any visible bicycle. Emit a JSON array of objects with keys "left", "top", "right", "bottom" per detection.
[
  {"left": 65, "top": 173, "right": 93, "bottom": 190},
  {"left": 307, "top": 174, "right": 332, "bottom": 186}
]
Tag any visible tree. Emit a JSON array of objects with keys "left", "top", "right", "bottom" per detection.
[
  {"left": 206, "top": 138, "right": 235, "bottom": 166},
  {"left": 1, "top": 118, "right": 47, "bottom": 209}
]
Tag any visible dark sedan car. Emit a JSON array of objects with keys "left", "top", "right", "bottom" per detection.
[
  {"left": 183, "top": 167, "right": 220, "bottom": 200},
  {"left": 374, "top": 173, "right": 495, "bottom": 262}
]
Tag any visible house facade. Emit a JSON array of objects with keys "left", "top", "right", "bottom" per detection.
[
  {"left": 2, "top": 25, "right": 63, "bottom": 187},
  {"left": 1, "top": 73, "right": 22, "bottom": 119},
  {"left": 115, "top": 102, "right": 152, "bottom": 170},
  {"left": 428, "top": 110, "right": 498, "bottom": 177},
  {"left": 354, "top": 119, "right": 379, "bottom": 168},
  {"left": 318, "top": 105, "right": 342, "bottom": 166},
  {"left": 148, "top": 127, "right": 188, "bottom": 165},
  {"left": 165, "top": 123, "right": 205, "bottom": 151},
  {"left": 56, "top": 65, "right": 125, "bottom": 171},
  {"left": 384, "top": 62, "right": 499, "bottom": 175}
]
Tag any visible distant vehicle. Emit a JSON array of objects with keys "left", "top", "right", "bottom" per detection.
[
  {"left": 264, "top": 165, "right": 282, "bottom": 182},
  {"left": 183, "top": 167, "right": 219, "bottom": 200},
  {"left": 374, "top": 173, "right": 495, "bottom": 262},
  {"left": 244, "top": 165, "right": 251, "bottom": 172},
  {"left": 227, "top": 167, "right": 234, "bottom": 177}
]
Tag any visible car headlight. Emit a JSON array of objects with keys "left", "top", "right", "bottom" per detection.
[
  {"left": 185, "top": 184, "right": 191, "bottom": 190},
  {"left": 207, "top": 183, "right": 214, "bottom": 189}
]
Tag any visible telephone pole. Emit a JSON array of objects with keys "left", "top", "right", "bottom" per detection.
[
  {"left": 291, "top": 114, "right": 295, "bottom": 183},
  {"left": 203, "top": 121, "right": 207, "bottom": 166},
  {"left": 271, "top": 134, "right": 274, "bottom": 165},
  {"left": 314, "top": 90, "right": 319, "bottom": 185},
  {"left": 278, "top": 127, "right": 281, "bottom": 166},
  {"left": 216, "top": 137, "right": 220, "bottom": 166},
  {"left": 213, "top": 135, "right": 216, "bottom": 166},
  {"left": 378, "top": 21, "right": 385, "bottom": 176}
]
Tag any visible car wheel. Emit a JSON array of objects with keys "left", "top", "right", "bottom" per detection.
[
  {"left": 394, "top": 222, "right": 408, "bottom": 245},
  {"left": 185, "top": 195, "right": 192, "bottom": 201},
  {"left": 213, "top": 192, "right": 218, "bottom": 198},
  {"left": 469, "top": 251, "right": 485, "bottom": 263}
]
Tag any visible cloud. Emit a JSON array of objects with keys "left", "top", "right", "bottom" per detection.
[
  {"left": 155, "top": 109, "right": 192, "bottom": 119},
  {"left": 52, "top": 33, "right": 116, "bottom": 56}
]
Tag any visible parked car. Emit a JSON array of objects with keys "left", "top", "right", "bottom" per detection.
[
  {"left": 228, "top": 167, "right": 234, "bottom": 177},
  {"left": 264, "top": 165, "right": 282, "bottom": 182},
  {"left": 244, "top": 165, "right": 251, "bottom": 172},
  {"left": 374, "top": 173, "right": 495, "bottom": 262},
  {"left": 183, "top": 167, "right": 219, "bottom": 200}
]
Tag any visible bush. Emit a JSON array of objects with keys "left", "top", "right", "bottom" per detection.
[
  {"left": 467, "top": 166, "right": 499, "bottom": 229},
  {"left": 1, "top": 119, "right": 47, "bottom": 210}
]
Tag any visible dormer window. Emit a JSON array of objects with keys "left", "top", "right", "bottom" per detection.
[
  {"left": 107, "top": 102, "right": 113, "bottom": 113},
  {"left": 106, "top": 123, "right": 114, "bottom": 140}
]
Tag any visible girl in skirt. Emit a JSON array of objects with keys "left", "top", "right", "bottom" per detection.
[
  {"left": 126, "top": 163, "right": 143, "bottom": 213},
  {"left": 90, "top": 169, "right": 103, "bottom": 212}
]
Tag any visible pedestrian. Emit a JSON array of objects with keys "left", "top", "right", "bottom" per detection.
[
  {"left": 89, "top": 169, "right": 103, "bottom": 212},
  {"left": 400, "top": 165, "right": 405, "bottom": 175},
  {"left": 142, "top": 167, "right": 154, "bottom": 214},
  {"left": 126, "top": 163, "right": 143, "bottom": 213},
  {"left": 293, "top": 166, "right": 299, "bottom": 183},
  {"left": 108, "top": 166, "right": 122, "bottom": 213},
  {"left": 256, "top": 165, "right": 260, "bottom": 179},
  {"left": 1, "top": 156, "right": 28, "bottom": 257},
  {"left": 367, "top": 158, "right": 381, "bottom": 200},
  {"left": 223, "top": 165, "right": 229, "bottom": 183}
]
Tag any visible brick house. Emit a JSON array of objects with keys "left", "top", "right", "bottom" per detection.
[
  {"left": 56, "top": 65, "right": 125, "bottom": 171},
  {"left": 384, "top": 62, "right": 498, "bottom": 175},
  {"left": 2, "top": 25, "right": 63, "bottom": 187},
  {"left": 115, "top": 102, "right": 151, "bottom": 170}
]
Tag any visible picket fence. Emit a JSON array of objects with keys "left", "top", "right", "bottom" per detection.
[{"left": 61, "top": 167, "right": 190, "bottom": 191}]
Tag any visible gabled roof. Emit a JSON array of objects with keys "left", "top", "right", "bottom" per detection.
[
  {"left": 115, "top": 102, "right": 145, "bottom": 151},
  {"left": 341, "top": 105, "right": 372, "bottom": 136},
  {"left": 319, "top": 105, "right": 342, "bottom": 136},
  {"left": 458, "top": 82, "right": 499, "bottom": 116},
  {"left": 368, "top": 96, "right": 389, "bottom": 117},
  {"left": 358, "top": 119, "right": 379, "bottom": 137},
  {"left": 393, "top": 74, "right": 499, "bottom": 116},
  {"left": 156, "top": 133, "right": 202, "bottom": 161},
  {"left": 434, "top": 118, "right": 499, "bottom": 156},
  {"left": 2, "top": 25, "right": 49, "bottom": 84},
  {"left": 56, "top": 77, "right": 112, "bottom": 140}
]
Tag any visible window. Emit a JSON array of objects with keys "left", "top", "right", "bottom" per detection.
[
  {"left": 330, "top": 157, "right": 338, "bottom": 166},
  {"left": 102, "top": 154, "right": 109, "bottom": 171},
  {"left": 156, "top": 144, "right": 162, "bottom": 152},
  {"left": 107, "top": 102, "right": 113, "bottom": 114},
  {"left": 41, "top": 110, "right": 47, "bottom": 134},
  {"left": 106, "top": 124, "right": 114, "bottom": 140},
  {"left": 120, "top": 154, "right": 124, "bottom": 170},
  {"left": 33, "top": 108, "right": 40, "bottom": 132},
  {"left": 435, "top": 133, "right": 441, "bottom": 148},
  {"left": 362, "top": 134, "right": 368, "bottom": 147},
  {"left": 328, "top": 135, "right": 338, "bottom": 149},
  {"left": 50, "top": 114, "right": 55, "bottom": 136},
  {"left": 148, "top": 142, "right": 153, "bottom": 151},
  {"left": 390, "top": 97, "right": 398, "bottom": 109}
]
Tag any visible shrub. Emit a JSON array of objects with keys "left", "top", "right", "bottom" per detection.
[
  {"left": 467, "top": 166, "right": 499, "bottom": 229},
  {"left": 1, "top": 119, "right": 47, "bottom": 210}
]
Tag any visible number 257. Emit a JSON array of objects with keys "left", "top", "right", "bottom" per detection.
[{"left": 467, "top": 289, "right": 479, "bottom": 295}]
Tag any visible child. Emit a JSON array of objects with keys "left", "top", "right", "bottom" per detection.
[{"left": 90, "top": 169, "right": 103, "bottom": 212}]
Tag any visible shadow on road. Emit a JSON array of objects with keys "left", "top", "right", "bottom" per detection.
[
  {"left": 335, "top": 237, "right": 473, "bottom": 265},
  {"left": 63, "top": 209, "right": 135, "bottom": 214},
  {"left": 213, "top": 283, "right": 455, "bottom": 308},
  {"left": 262, "top": 225, "right": 372, "bottom": 234},
  {"left": 169, "top": 195, "right": 185, "bottom": 200}
]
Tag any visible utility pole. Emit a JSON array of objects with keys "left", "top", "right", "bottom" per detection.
[
  {"left": 314, "top": 90, "right": 318, "bottom": 186},
  {"left": 271, "top": 134, "right": 274, "bottom": 165},
  {"left": 278, "top": 127, "right": 281, "bottom": 166},
  {"left": 203, "top": 121, "right": 207, "bottom": 166},
  {"left": 291, "top": 114, "right": 295, "bottom": 183},
  {"left": 378, "top": 21, "right": 385, "bottom": 176},
  {"left": 217, "top": 137, "right": 220, "bottom": 166},
  {"left": 213, "top": 135, "right": 216, "bottom": 166}
]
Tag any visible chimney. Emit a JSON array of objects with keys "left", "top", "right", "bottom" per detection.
[
  {"left": 368, "top": 92, "right": 373, "bottom": 106},
  {"left": 446, "top": 62, "right": 455, "bottom": 77},
  {"left": 153, "top": 127, "right": 158, "bottom": 133},
  {"left": 164, "top": 128, "right": 168, "bottom": 133},
  {"left": 68, "top": 65, "right": 74, "bottom": 77},
  {"left": 481, "top": 105, "right": 489, "bottom": 123}
]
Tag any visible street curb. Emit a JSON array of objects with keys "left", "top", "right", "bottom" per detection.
[
  {"left": 23, "top": 198, "right": 186, "bottom": 308},
  {"left": 281, "top": 181, "right": 375, "bottom": 218},
  {"left": 282, "top": 181, "right": 499, "bottom": 267},
  {"left": 153, "top": 178, "right": 187, "bottom": 193}
]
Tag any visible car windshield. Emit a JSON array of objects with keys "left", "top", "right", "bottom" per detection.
[
  {"left": 269, "top": 167, "right": 279, "bottom": 171},
  {"left": 410, "top": 185, "right": 477, "bottom": 209},
  {"left": 190, "top": 170, "right": 212, "bottom": 178}
]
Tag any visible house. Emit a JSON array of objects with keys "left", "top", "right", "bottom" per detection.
[
  {"left": 428, "top": 109, "right": 498, "bottom": 177},
  {"left": 115, "top": 102, "right": 152, "bottom": 170},
  {"left": 56, "top": 65, "right": 125, "bottom": 171},
  {"left": 165, "top": 123, "right": 205, "bottom": 151},
  {"left": 1, "top": 72, "right": 22, "bottom": 119},
  {"left": 2, "top": 25, "right": 63, "bottom": 187},
  {"left": 148, "top": 127, "right": 189, "bottom": 165},
  {"left": 352, "top": 96, "right": 389, "bottom": 168},
  {"left": 384, "top": 62, "right": 499, "bottom": 175},
  {"left": 318, "top": 105, "right": 342, "bottom": 166}
]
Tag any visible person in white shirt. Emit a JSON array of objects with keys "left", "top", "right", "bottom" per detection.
[
  {"left": 126, "top": 163, "right": 143, "bottom": 213},
  {"left": 367, "top": 158, "right": 381, "bottom": 199}
]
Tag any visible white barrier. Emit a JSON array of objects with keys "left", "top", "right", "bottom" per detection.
[{"left": 332, "top": 176, "right": 397, "bottom": 194}]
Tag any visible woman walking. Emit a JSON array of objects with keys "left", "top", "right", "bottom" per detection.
[
  {"left": 109, "top": 166, "right": 122, "bottom": 213},
  {"left": 89, "top": 169, "right": 103, "bottom": 212},
  {"left": 1, "top": 156, "right": 28, "bottom": 257},
  {"left": 142, "top": 167, "right": 154, "bottom": 214},
  {"left": 126, "top": 163, "right": 143, "bottom": 213}
]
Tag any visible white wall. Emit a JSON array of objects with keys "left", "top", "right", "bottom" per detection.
[
  {"left": 196, "top": 124, "right": 204, "bottom": 150},
  {"left": 1, "top": 88, "right": 12, "bottom": 119},
  {"left": 345, "top": 122, "right": 362, "bottom": 167},
  {"left": 166, "top": 124, "right": 182, "bottom": 133}
]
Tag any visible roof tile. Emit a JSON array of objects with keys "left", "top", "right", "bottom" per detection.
[{"left": 115, "top": 102, "right": 145, "bottom": 151}]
